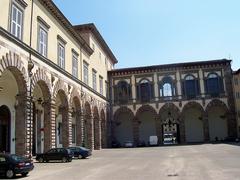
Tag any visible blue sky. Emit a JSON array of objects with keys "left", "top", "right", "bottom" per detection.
[{"left": 53, "top": 0, "right": 240, "bottom": 70}]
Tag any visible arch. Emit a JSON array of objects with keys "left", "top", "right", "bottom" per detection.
[
  {"left": 205, "top": 99, "right": 228, "bottom": 113},
  {"left": 159, "top": 103, "right": 180, "bottom": 120},
  {"left": 182, "top": 101, "right": 205, "bottom": 143},
  {"left": 113, "top": 107, "right": 134, "bottom": 146},
  {"left": 31, "top": 68, "right": 51, "bottom": 95},
  {"left": 136, "top": 105, "right": 158, "bottom": 145},
  {"left": 70, "top": 88, "right": 81, "bottom": 108},
  {"left": 0, "top": 105, "right": 11, "bottom": 153},
  {"left": 52, "top": 80, "right": 68, "bottom": 102},
  {"left": 184, "top": 74, "right": 196, "bottom": 80},
  {"left": 206, "top": 99, "right": 229, "bottom": 141}
]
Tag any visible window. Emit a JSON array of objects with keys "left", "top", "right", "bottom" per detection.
[
  {"left": 114, "top": 81, "right": 131, "bottom": 104},
  {"left": 235, "top": 78, "right": 238, "bottom": 85},
  {"left": 83, "top": 62, "right": 89, "bottom": 85},
  {"left": 159, "top": 76, "right": 175, "bottom": 99},
  {"left": 182, "top": 75, "right": 200, "bottom": 99},
  {"left": 205, "top": 73, "right": 224, "bottom": 97},
  {"left": 58, "top": 43, "right": 65, "bottom": 69},
  {"left": 105, "top": 81, "right": 108, "bottom": 98},
  {"left": 11, "top": 4, "right": 23, "bottom": 39},
  {"left": 99, "top": 52, "right": 102, "bottom": 59},
  {"left": 72, "top": 124, "right": 76, "bottom": 144},
  {"left": 99, "top": 76, "right": 103, "bottom": 95},
  {"left": 137, "top": 79, "right": 153, "bottom": 102},
  {"left": 38, "top": 26, "right": 48, "bottom": 57},
  {"left": 72, "top": 52, "right": 78, "bottom": 78},
  {"left": 92, "top": 70, "right": 97, "bottom": 91}
]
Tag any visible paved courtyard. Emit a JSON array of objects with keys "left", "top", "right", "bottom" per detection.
[{"left": 21, "top": 144, "right": 240, "bottom": 180}]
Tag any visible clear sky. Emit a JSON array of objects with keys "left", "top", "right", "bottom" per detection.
[{"left": 53, "top": 0, "right": 240, "bottom": 70}]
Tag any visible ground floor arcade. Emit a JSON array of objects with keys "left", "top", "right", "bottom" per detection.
[{"left": 113, "top": 101, "right": 237, "bottom": 146}]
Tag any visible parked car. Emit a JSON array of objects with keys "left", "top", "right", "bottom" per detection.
[
  {"left": 149, "top": 136, "right": 158, "bottom": 146},
  {"left": 112, "top": 140, "right": 121, "bottom": 148},
  {"left": 124, "top": 141, "right": 134, "bottom": 148},
  {"left": 0, "top": 154, "right": 34, "bottom": 179},
  {"left": 67, "top": 146, "right": 92, "bottom": 159},
  {"left": 36, "top": 148, "right": 73, "bottom": 163}
]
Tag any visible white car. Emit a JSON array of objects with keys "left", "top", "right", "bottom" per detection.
[{"left": 124, "top": 141, "right": 134, "bottom": 148}]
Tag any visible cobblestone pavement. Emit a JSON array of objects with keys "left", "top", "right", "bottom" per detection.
[{"left": 15, "top": 143, "right": 240, "bottom": 180}]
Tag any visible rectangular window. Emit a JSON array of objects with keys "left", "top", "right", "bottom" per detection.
[
  {"left": 58, "top": 43, "right": 65, "bottom": 69},
  {"left": 72, "top": 124, "right": 76, "bottom": 143},
  {"left": 83, "top": 62, "right": 89, "bottom": 85},
  {"left": 11, "top": 4, "right": 23, "bottom": 39},
  {"left": 92, "top": 70, "right": 97, "bottom": 91},
  {"left": 99, "top": 76, "right": 103, "bottom": 95},
  {"left": 72, "top": 53, "right": 78, "bottom": 78},
  {"left": 38, "top": 26, "right": 48, "bottom": 57},
  {"left": 105, "top": 81, "right": 108, "bottom": 98},
  {"left": 235, "top": 78, "right": 239, "bottom": 85}
]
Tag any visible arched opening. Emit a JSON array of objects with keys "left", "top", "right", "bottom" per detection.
[
  {"left": 206, "top": 100, "right": 228, "bottom": 141},
  {"left": 114, "top": 81, "right": 131, "bottom": 104},
  {"left": 100, "top": 109, "right": 106, "bottom": 148},
  {"left": 137, "top": 79, "right": 153, "bottom": 102},
  {"left": 55, "top": 90, "right": 69, "bottom": 148},
  {"left": 72, "top": 96, "right": 81, "bottom": 146},
  {"left": 136, "top": 105, "right": 157, "bottom": 146},
  {"left": 113, "top": 107, "right": 134, "bottom": 147},
  {"left": 0, "top": 105, "right": 11, "bottom": 153},
  {"left": 0, "top": 68, "right": 27, "bottom": 155},
  {"left": 182, "top": 102, "right": 204, "bottom": 143},
  {"left": 205, "top": 73, "right": 224, "bottom": 97},
  {"left": 159, "top": 76, "right": 176, "bottom": 100},
  {"left": 32, "top": 81, "right": 51, "bottom": 155},
  {"left": 84, "top": 102, "right": 92, "bottom": 149},
  {"left": 182, "top": 74, "right": 200, "bottom": 99},
  {"left": 159, "top": 103, "right": 181, "bottom": 144},
  {"left": 93, "top": 106, "right": 100, "bottom": 150}
]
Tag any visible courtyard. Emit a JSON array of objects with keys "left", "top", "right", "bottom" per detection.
[{"left": 19, "top": 143, "right": 240, "bottom": 180}]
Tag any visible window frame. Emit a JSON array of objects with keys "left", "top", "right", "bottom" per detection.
[
  {"left": 72, "top": 51, "right": 78, "bottom": 78},
  {"left": 99, "top": 76, "right": 103, "bottom": 95},
  {"left": 137, "top": 78, "right": 153, "bottom": 103},
  {"left": 183, "top": 74, "right": 200, "bottom": 99},
  {"left": 92, "top": 69, "right": 97, "bottom": 91},
  {"left": 205, "top": 72, "right": 224, "bottom": 97},
  {"left": 83, "top": 61, "right": 89, "bottom": 85},
  {"left": 57, "top": 41, "right": 65, "bottom": 69}
]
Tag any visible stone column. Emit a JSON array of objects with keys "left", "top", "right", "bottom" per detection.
[
  {"left": 59, "top": 105, "right": 69, "bottom": 148},
  {"left": 199, "top": 69, "right": 205, "bottom": 98},
  {"left": 133, "top": 117, "right": 139, "bottom": 146},
  {"left": 15, "top": 93, "right": 27, "bottom": 156},
  {"left": 90, "top": 115, "right": 94, "bottom": 150},
  {"left": 179, "top": 116, "right": 186, "bottom": 144},
  {"left": 131, "top": 75, "right": 136, "bottom": 103},
  {"left": 203, "top": 113, "right": 210, "bottom": 142},
  {"left": 176, "top": 70, "right": 182, "bottom": 99},
  {"left": 76, "top": 109, "right": 82, "bottom": 146},
  {"left": 155, "top": 117, "right": 162, "bottom": 144},
  {"left": 42, "top": 100, "right": 52, "bottom": 152},
  {"left": 50, "top": 100, "right": 56, "bottom": 148},
  {"left": 67, "top": 109, "right": 72, "bottom": 147},
  {"left": 154, "top": 73, "right": 159, "bottom": 101}
]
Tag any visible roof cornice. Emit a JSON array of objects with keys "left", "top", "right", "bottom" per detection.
[
  {"left": 74, "top": 23, "right": 118, "bottom": 64},
  {"left": 38, "top": 0, "right": 93, "bottom": 56}
]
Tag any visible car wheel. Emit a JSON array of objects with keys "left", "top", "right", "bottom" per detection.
[
  {"left": 38, "top": 157, "right": 44, "bottom": 163},
  {"left": 62, "top": 157, "right": 67, "bottom": 163},
  {"left": 68, "top": 158, "right": 72, "bottom": 162},
  {"left": 78, "top": 155, "right": 82, "bottom": 159},
  {"left": 22, "top": 172, "right": 29, "bottom": 177},
  {"left": 6, "top": 169, "right": 15, "bottom": 179}
]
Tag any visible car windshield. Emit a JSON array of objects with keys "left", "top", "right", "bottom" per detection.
[
  {"left": 79, "top": 147, "right": 88, "bottom": 151},
  {"left": 10, "top": 155, "right": 26, "bottom": 161}
]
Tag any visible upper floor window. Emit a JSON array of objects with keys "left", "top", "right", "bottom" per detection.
[
  {"left": 72, "top": 52, "right": 78, "bottom": 78},
  {"left": 92, "top": 70, "right": 97, "bottom": 91},
  {"left": 99, "top": 76, "right": 103, "bottom": 95},
  {"left": 137, "top": 79, "right": 153, "bottom": 102},
  {"left": 159, "top": 77, "right": 176, "bottom": 100},
  {"left": 182, "top": 74, "right": 200, "bottom": 99},
  {"left": 234, "top": 78, "right": 238, "bottom": 85},
  {"left": 83, "top": 62, "right": 89, "bottom": 85},
  {"left": 114, "top": 81, "right": 131, "bottom": 104},
  {"left": 205, "top": 73, "right": 224, "bottom": 97},
  {"left": 38, "top": 26, "right": 48, "bottom": 57},
  {"left": 11, "top": 4, "right": 23, "bottom": 39},
  {"left": 99, "top": 52, "right": 102, "bottom": 59},
  {"left": 58, "top": 43, "right": 65, "bottom": 69}
]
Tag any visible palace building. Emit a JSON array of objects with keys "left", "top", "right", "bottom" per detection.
[
  {"left": 108, "top": 60, "right": 237, "bottom": 146},
  {"left": 0, "top": 0, "right": 117, "bottom": 156},
  {"left": 233, "top": 69, "right": 240, "bottom": 136},
  {"left": 0, "top": 0, "right": 238, "bottom": 157}
]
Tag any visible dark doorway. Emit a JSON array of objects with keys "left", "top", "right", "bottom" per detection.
[{"left": 0, "top": 105, "right": 11, "bottom": 153}]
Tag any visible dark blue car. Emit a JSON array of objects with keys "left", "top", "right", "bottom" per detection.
[
  {"left": 0, "top": 154, "right": 34, "bottom": 178},
  {"left": 67, "top": 146, "right": 92, "bottom": 159}
]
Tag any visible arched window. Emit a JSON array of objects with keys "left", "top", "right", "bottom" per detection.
[
  {"left": 205, "top": 73, "right": 224, "bottom": 97},
  {"left": 159, "top": 76, "right": 175, "bottom": 100},
  {"left": 137, "top": 79, "right": 153, "bottom": 102},
  {"left": 114, "top": 81, "right": 131, "bottom": 104},
  {"left": 182, "top": 74, "right": 200, "bottom": 99}
]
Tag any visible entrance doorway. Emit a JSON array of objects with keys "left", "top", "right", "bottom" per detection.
[{"left": 0, "top": 105, "right": 11, "bottom": 153}]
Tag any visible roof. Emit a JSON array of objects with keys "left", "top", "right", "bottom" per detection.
[
  {"left": 38, "top": 0, "right": 93, "bottom": 55},
  {"left": 233, "top": 68, "right": 240, "bottom": 75},
  {"left": 109, "top": 59, "right": 231, "bottom": 74},
  {"left": 74, "top": 23, "right": 118, "bottom": 64}
]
